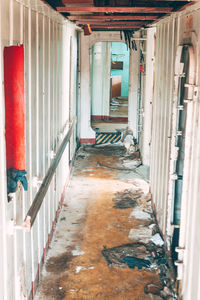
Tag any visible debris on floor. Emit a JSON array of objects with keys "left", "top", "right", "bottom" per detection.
[
  {"left": 72, "top": 249, "right": 85, "bottom": 256},
  {"left": 123, "top": 256, "right": 151, "bottom": 269},
  {"left": 121, "top": 127, "right": 138, "bottom": 154},
  {"left": 129, "top": 207, "right": 152, "bottom": 220},
  {"left": 35, "top": 144, "right": 177, "bottom": 300},
  {"left": 112, "top": 189, "right": 142, "bottom": 209},
  {"left": 128, "top": 227, "right": 153, "bottom": 243},
  {"left": 122, "top": 158, "right": 142, "bottom": 169},
  {"left": 75, "top": 266, "right": 95, "bottom": 273},
  {"left": 151, "top": 233, "right": 165, "bottom": 247},
  {"left": 82, "top": 144, "right": 126, "bottom": 156},
  {"left": 97, "top": 156, "right": 142, "bottom": 171},
  {"left": 102, "top": 241, "right": 177, "bottom": 299},
  {"left": 144, "top": 283, "right": 163, "bottom": 296},
  {"left": 102, "top": 243, "right": 151, "bottom": 268},
  {"left": 102, "top": 181, "right": 176, "bottom": 299}
]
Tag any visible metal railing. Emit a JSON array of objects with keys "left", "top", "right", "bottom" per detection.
[{"left": 22, "top": 118, "right": 76, "bottom": 232}]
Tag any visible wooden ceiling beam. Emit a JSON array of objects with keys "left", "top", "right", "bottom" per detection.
[
  {"left": 62, "top": 0, "right": 93, "bottom": 4},
  {"left": 94, "top": 0, "right": 189, "bottom": 4},
  {"left": 68, "top": 15, "right": 159, "bottom": 20},
  {"left": 90, "top": 24, "right": 141, "bottom": 28},
  {"left": 77, "top": 20, "right": 149, "bottom": 25},
  {"left": 57, "top": 6, "right": 173, "bottom": 13},
  {"left": 133, "top": 0, "right": 190, "bottom": 1},
  {"left": 129, "top": 0, "right": 190, "bottom": 1}
]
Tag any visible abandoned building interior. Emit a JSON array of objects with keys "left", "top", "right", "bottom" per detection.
[{"left": 1, "top": 0, "right": 200, "bottom": 299}]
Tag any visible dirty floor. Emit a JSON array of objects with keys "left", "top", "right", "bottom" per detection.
[
  {"left": 110, "top": 97, "right": 128, "bottom": 118},
  {"left": 35, "top": 145, "right": 175, "bottom": 300}
]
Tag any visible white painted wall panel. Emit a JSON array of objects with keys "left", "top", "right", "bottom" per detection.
[
  {"left": 0, "top": 0, "right": 78, "bottom": 299},
  {"left": 150, "top": 2, "right": 200, "bottom": 299},
  {"left": 141, "top": 28, "right": 155, "bottom": 166}
]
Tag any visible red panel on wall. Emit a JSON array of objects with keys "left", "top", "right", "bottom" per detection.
[{"left": 4, "top": 45, "right": 25, "bottom": 171}]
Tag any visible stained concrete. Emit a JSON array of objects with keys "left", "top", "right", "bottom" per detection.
[
  {"left": 92, "top": 121, "right": 128, "bottom": 133},
  {"left": 35, "top": 145, "right": 167, "bottom": 300}
]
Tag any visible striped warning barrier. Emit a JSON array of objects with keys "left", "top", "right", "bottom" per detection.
[{"left": 95, "top": 132, "right": 121, "bottom": 145}]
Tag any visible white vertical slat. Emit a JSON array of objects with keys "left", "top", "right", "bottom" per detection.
[
  {"left": 54, "top": 22, "right": 57, "bottom": 216},
  {"left": 47, "top": 17, "right": 51, "bottom": 237},
  {"left": 197, "top": 258, "right": 200, "bottom": 300},
  {"left": 128, "top": 41, "right": 139, "bottom": 137},
  {"left": 152, "top": 24, "right": 163, "bottom": 207},
  {"left": 37, "top": 12, "right": 44, "bottom": 263},
  {"left": 56, "top": 24, "right": 61, "bottom": 209},
  {"left": 166, "top": 17, "right": 181, "bottom": 242},
  {"left": 186, "top": 103, "right": 200, "bottom": 299},
  {"left": 57, "top": 24, "right": 61, "bottom": 207},
  {"left": 27, "top": 6, "right": 36, "bottom": 288},
  {"left": 49, "top": 20, "right": 53, "bottom": 227},
  {"left": 13, "top": 196, "right": 18, "bottom": 299},
  {"left": 159, "top": 22, "right": 170, "bottom": 234},
  {"left": 163, "top": 19, "right": 175, "bottom": 238},
  {"left": 42, "top": 13, "right": 46, "bottom": 255},
  {"left": 182, "top": 83, "right": 197, "bottom": 296},
  {"left": 9, "top": 0, "right": 13, "bottom": 45},
  {"left": 35, "top": 11, "right": 41, "bottom": 267},
  {"left": 155, "top": 23, "right": 166, "bottom": 227},
  {"left": 150, "top": 25, "right": 161, "bottom": 198},
  {"left": 20, "top": 3, "right": 23, "bottom": 44},
  {"left": 20, "top": 8, "right": 27, "bottom": 286},
  {"left": 142, "top": 28, "right": 155, "bottom": 166},
  {"left": 36, "top": 11, "right": 39, "bottom": 182}
]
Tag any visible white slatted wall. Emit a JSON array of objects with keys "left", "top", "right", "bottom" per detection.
[
  {"left": 150, "top": 3, "right": 200, "bottom": 299},
  {"left": 0, "top": 0, "right": 78, "bottom": 299}
]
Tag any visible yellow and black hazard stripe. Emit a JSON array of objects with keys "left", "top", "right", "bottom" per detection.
[{"left": 95, "top": 132, "right": 121, "bottom": 145}]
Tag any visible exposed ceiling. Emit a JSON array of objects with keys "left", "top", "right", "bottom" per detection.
[{"left": 45, "top": 0, "right": 195, "bottom": 31}]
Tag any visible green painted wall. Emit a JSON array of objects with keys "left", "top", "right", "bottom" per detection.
[{"left": 111, "top": 42, "right": 129, "bottom": 97}]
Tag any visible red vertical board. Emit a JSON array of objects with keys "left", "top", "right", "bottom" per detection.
[{"left": 4, "top": 45, "right": 25, "bottom": 171}]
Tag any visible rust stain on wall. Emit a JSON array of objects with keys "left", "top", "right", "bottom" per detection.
[{"left": 186, "top": 14, "right": 193, "bottom": 30}]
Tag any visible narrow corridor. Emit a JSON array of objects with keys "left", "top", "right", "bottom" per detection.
[
  {"left": 35, "top": 145, "right": 174, "bottom": 300},
  {"left": 1, "top": 1, "right": 200, "bottom": 299}
]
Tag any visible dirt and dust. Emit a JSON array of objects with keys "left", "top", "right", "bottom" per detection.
[
  {"left": 46, "top": 252, "right": 73, "bottom": 273},
  {"left": 35, "top": 145, "right": 175, "bottom": 300},
  {"left": 39, "top": 276, "right": 67, "bottom": 299},
  {"left": 112, "top": 189, "right": 143, "bottom": 209}
]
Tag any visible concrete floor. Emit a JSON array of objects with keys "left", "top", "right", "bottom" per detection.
[
  {"left": 110, "top": 97, "right": 128, "bottom": 118},
  {"left": 91, "top": 97, "right": 128, "bottom": 134},
  {"left": 35, "top": 145, "right": 171, "bottom": 300},
  {"left": 91, "top": 121, "right": 128, "bottom": 133}
]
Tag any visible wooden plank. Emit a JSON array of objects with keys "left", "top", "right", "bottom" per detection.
[
  {"left": 63, "top": 0, "right": 93, "bottom": 3},
  {"left": 95, "top": 0, "right": 189, "bottom": 3},
  {"left": 57, "top": 6, "right": 173, "bottom": 13},
  {"left": 176, "top": 1, "right": 195, "bottom": 12},
  {"left": 90, "top": 24, "right": 142, "bottom": 28},
  {"left": 77, "top": 20, "right": 149, "bottom": 25},
  {"left": 68, "top": 15, "right": 159, "bottom": 20},
  {"left": 140, "top": 0, "right": 190, "bottom": 1}
]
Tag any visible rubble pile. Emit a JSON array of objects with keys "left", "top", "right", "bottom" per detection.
[{"left": 102, "top": 187, "right": 177, "bottom": 299}]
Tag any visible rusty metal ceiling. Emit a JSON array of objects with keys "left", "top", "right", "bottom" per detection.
[{"left": 45, "top": 0, "right": 195, "bottom": 31}]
